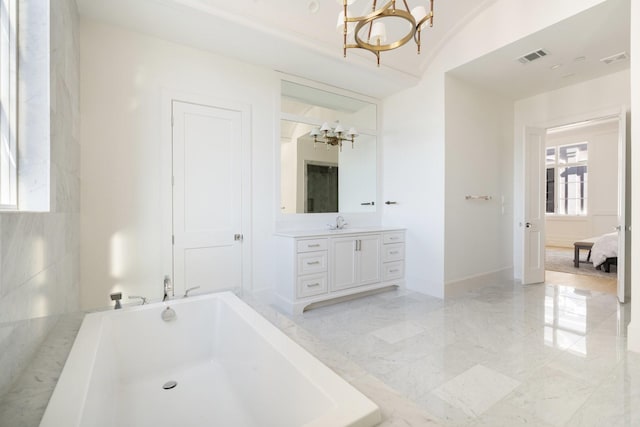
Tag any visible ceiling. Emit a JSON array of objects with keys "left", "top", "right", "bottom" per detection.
[
  {"left": 76, "top": 0, "right": 630, "bottom": 100},
  {"left": 448, "top": 0, "right": 630, "bottom": 100}
]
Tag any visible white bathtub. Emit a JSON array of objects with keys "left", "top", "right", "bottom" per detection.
[{"left": 40, "top": 292, "right": 380, "bottom": 427}]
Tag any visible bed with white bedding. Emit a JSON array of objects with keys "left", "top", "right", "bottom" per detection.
[{"left": 591, "top": 232, "right": 618, "bottom": 272}]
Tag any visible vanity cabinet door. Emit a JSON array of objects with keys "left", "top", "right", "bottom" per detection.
[
  {"left": 358, "top": 235, "right": 381, "bottom": 285},
  {"left": 330, "top": 234, "right": 381, "bottom": 291},
  {"left": 331, "top": 237, "right": 359, "bottom": 291}
]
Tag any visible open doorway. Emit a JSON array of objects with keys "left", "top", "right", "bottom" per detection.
[{"left": 541, "top": 115, "right": 624, "bottom": 296}]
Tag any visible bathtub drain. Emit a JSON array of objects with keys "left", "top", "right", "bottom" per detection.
[{"left": 162, "top": 380, "right": 177, "bottom": 390}]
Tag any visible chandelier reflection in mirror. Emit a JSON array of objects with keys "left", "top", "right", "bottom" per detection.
[
  {"left": 309, "top": 121, "right": 358, "bottom": 151},
  {"left": 337, "top": 0, "right": 434, "bottom": 66}
]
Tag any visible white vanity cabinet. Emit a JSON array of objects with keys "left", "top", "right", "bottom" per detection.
[{"left": 275, "top": 228, "right": 405, "bottom": 314}]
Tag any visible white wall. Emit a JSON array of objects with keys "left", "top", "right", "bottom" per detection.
[
  {"left": 627, "top": 0, "right": 640, "bottom": 353},
  {"left": 80, "top": 20, "right": 277, "bottom": 309},
  {"left": 513, "top": 69, "right": 630, "bottom": 279},
  {"left": 444, "top": 76, "right": 513, "bottom": 286},
  {"left": 545, "top": 120, "right": 619, "bottom": 247},
  {"left": 383, "top": 0, "right": 606, "bottom": 298}
]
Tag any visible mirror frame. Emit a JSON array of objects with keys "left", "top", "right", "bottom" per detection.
[{"left": 276, "top": 74, "right": 382, "bottom": 228}]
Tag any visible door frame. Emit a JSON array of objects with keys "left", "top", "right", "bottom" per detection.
[
  {"left": 519, "top": 106, "right": 628, "bottom": 296},
  {"left": 161, "top": 90, "right": 253, "bottom": 296}
]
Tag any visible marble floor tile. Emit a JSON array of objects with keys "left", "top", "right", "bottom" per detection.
[
  {"left": 370, "top": 320, "right": 425, "bottom": 344},
  {"left": 349, "top": 374, "right": 443, "bottom": 427},
  {"left": 414, "top": 391, "right": 477, "bottom": 426},
  {"left": 432, "top": 364, "right": 520, "bottom": 418},
  {"left": 504, "top": 365, "right": 597, "bottom": 426},
  {"left": 471, "top": 400, "right": 555, "bottom": 427},
  {"left": 565, "top": 352, "right": 640, "bottom": 427}
]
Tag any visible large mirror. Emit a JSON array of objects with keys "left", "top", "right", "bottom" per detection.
[{"left": 280, "top": 80, "right": 378, "bottom": 214}]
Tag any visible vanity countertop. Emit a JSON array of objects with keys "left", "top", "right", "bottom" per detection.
[{"left": 275, "top": 226, "right": 405, "bottom": 238}]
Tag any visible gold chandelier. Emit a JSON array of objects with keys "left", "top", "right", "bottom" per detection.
[
  {"left": 337, "top": 0, "right": 435, "bottom": 66},
  {"left": 309, "top": 121, "right": 358, "bottom": 151}
]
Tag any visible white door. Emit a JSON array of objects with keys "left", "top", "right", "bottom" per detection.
[
  {"left": 616, "top": 110, "right": 627, "bottom": 303},
  {"left": 523, "top": 127, "right": 546, "bottom": 284},
  {"left": 172, "top": 101, "right": 243, "bottom": 296}
]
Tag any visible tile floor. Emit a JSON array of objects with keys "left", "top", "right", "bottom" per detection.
[{"left": 253, "top": 278, "right": 639, "bottom": 426}]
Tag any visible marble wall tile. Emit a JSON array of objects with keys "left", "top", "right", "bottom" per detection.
[
  {"left": 0, "top": 0, "right": 80, "bottom": 398},
  {"left": 0, "top": 214, "right": 47, "bottom": 296}
]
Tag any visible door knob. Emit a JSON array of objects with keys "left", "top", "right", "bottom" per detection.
[{"left": 525, "top": 222, "right": 532, "bottom": 228}]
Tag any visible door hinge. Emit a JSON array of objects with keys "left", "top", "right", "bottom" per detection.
[{"left": 234, "top": 234, "right": 244, "bottom": 242}]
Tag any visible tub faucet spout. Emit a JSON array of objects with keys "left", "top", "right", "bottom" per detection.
[
  {"left": 163, "top": 275, "right": 173, "bottom": 302},
  {"left": 184, "top": 286, "right": 200, "bottom": 298}
]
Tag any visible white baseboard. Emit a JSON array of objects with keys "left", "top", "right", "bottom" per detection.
[
  {"left": 628, "top": 321, "right": 640, "bottom": 353},
  {"left": 444, "top": 267, "right": 514, "bottom": 298}
]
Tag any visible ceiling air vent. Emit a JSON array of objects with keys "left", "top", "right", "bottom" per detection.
[
  {"left": 517, "top": 49, "right": 549, "bottom": 64},
  {"left": 600, "top": 52, "right": 629, "bottom": 65}
]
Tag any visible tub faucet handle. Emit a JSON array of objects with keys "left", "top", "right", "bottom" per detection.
[
  {"left": 129, "top": 295, "right": 147, "bottom": 305},
  {"left": 184, "top": 286, "right": 201, "bottom": 298},
  {"left": 110, "top": 292, "right": 122, "bottom": 310}
]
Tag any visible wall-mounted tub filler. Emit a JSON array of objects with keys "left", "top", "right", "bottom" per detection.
[
  {"left": 129, "top": 295, "right": 147, "bottom": 305},
  {"left": 163, "top": 275, "right": 172, "bottom": 301},
  {"left": 110, "top": 292, "right": 122, "bottom": 310},
  {"left": 184, "top": 286, "right": 200, "bottom": 298}
]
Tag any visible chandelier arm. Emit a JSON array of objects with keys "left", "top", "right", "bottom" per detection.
[
  {"left": 343, "top": 2, "right": 348, "bottom": 57},
  {"left": 344, "top": 0, "right": 392, "bottom": 23},
  {"left": 401, "top": 0, "right": 411, "bottom": 12},
  {"left": 430, "top": 0, "right": 434, "bottom": 26}
]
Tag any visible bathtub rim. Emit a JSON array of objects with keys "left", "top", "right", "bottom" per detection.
[{"left": 39, "top": 291, "right": 381, "bottom": 427}]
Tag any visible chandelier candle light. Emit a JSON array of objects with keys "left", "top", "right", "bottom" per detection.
[
  {"left": 309, "top": 121, "right": 358, "bottom": 151},
  {"left": 337, "top": 0, "right": 435, "bottom": 66}
]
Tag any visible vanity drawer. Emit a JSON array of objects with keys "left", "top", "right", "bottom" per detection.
[
  {"left": 383, "top": 243, "right": 405, "bottom": 262},
  {"left": 382, "top": 261, "right": 404, "bottom": 281},
  {"left": 297, "top": 238, "right": 328, "bottom": 253},
  {"left": 297, "top": 252, "right": 328, "bottom": 275},
  {"left": 297, "top": 273, "right": 328, "bottom": 298},
  {"left": 383, "top": 232, "right": 405, "bottom": 245}
]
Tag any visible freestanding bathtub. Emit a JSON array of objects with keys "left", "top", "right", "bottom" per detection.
[{"left": 40, "top": 292, "right": 380, "bottom": 427}]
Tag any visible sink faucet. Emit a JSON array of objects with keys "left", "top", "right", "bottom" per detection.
[
  {"left": 163, "top": 275, "right": 173, "bottom": 302},
  {"left": 328, "top": 215, "right": 348, "bottom": 230}
]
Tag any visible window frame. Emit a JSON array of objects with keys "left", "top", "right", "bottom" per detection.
[
  {"left": 0, "top": 0, "right": 18, "bottom": 209},
  {"left": 545, "top": 142, "right": 589, "bottom": 216}
]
